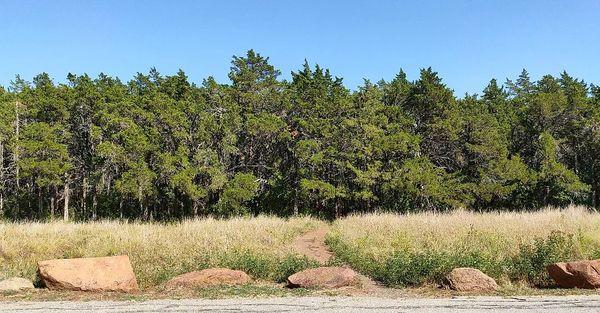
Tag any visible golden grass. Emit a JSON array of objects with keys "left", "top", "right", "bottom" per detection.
[
  {"left": 331, "top": 205, "right": 600, "bottom": 261},
  {"left": 4, "top": 206, "right": 600, "bottom": 291},
  {"left": 328, "top": 205, "right": 600, "bottom": 286},
  {"left": 0, "top": 216, "right": 324, "bottom": 289}
]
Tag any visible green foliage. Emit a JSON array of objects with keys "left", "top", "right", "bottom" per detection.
[
  {"left": 328, "top": 228, "right": 585, "bottom": 287},
  {"left": 379, "top": 251, "right": 450, "bottom": 286},
  {"left": 384, "top": 157, "right": 471, "bottom": 211},
  {"left": 216, "top": 172, "right": 259, "bottom": 216},
  {"left": 19, "top": 122, "right": 71, "bottom": 187},
  {"left": 511, "top": 231, "right": 580, "bottom": 286},
  {"left": 0, "top": 52, "right": 599, "bottom": 220},
  {"left": 533, "top": 132, "right": 589, "bottom": 206}
]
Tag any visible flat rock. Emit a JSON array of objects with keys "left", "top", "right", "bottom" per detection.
[
  {"left": 0, "top": 277, "right": 35, "bottom": 292},
  {"left": 37, "top": 255, "right": 139, "bottom": 292},
  {"left": 287, "top": 267, "right": 358, "bottom": 289},
  {"left": 442, "top": 267, "right": 499, "bottom": 292},
  {"left": 547, "top": 260, "right": 600, "bottom": 289},
  {"left": 165, "top": 268, "right": 251, "bottom": 288}
]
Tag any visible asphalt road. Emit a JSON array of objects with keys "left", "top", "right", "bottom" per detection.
[{"left": 2, "top": 296, "right": 600, "bottom": 312}]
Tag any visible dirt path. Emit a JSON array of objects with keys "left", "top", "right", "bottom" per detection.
[
  {"left": 291, "top": 226, "right": 398, "bottom": 297},
  {"left": 292, "top": 227, "right": 333, "bottom": 265}
]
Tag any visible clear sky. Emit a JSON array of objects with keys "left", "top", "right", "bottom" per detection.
[{"left": 2, "top": 0, "right": 600, "bottom": 95}]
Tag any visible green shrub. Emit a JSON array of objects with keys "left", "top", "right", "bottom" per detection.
[
  {"left": 329, "top": 208, "right": 600, "bottom": 288},
  {"left": 328, "top": 224, "right": 589, "bottom": 287},
  {"left": 272, "top": 255, "right": 319, "bottom": 283},
  {"left": 448, "top": 250, "right": 507, "bottom": 281},
  {"left": 511, "top": 231, "right": 580, "bottom": 286},
  {"left": 209, "top": 249, "right": 319, "bottom": 283},
  {"left": 378, "top": 250, "right": 451, "bottom": 286}
]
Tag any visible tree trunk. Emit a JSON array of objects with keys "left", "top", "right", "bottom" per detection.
[
  {"left": 293, "top": 187, "right": 299, "bottom": 216},
  {"left": 14, "top": 101, "right": 20, "bottom": 189},
  {"left": 25, "top": 184, "right": 31, "bottom": 217},
  {"left": 193, "top": 200, "right": 199, "bottom": 217},
  {"left": 92, "top": 189, "right": 98, "bottom": 220},
  {"left": 141, "top": 202, "right": 148, "bottom": 220},
  {"left": 119, "top": 198, "right": 124, "bottom": 219},
  {"left": 82, "top": 176, "right": 88, "bottom": 219},
  {"left": 50, "top": 193, "right": 55, "bottom": 219},
  {"left": 63, "top": 183, "right": 70, "bottom": 221},
  {"left": 592, "top": 186, "right": 597, "bottom": 209},
  {"left": 38, "top": 188, "right": 43, "bottom": 217},
  {"left": 543, "top": 185, "right": 550, "bottom": 207}
]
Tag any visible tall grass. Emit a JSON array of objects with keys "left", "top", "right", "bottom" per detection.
[
  {"left": 0, "top": 216, "right": 323, "bottom": 289},
  {"left": 327, "top": 206, "right": 600, "bottom": 287}
]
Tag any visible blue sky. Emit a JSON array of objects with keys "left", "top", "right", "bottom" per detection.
[{"left": 1, "top": 0, "right": 599, "bottom": 95}]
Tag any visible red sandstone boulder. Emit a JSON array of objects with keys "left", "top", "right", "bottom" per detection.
[
  {"left": 37, "top": 255, "right": 139, "bottom": 292},
  {"left": 287, "top": 267, "right": 358, "bottom": 289},
  {"left": 442, "top": 267, "right": 499, "bottom": 292},
  {"left": 547, "top": 260, "right": 600, "bottom": 289},
  {"left": 165, "top": 268, "right": 251, "bottom": 288}
]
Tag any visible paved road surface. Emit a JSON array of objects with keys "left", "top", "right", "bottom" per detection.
[{"left": 2, "top": 296, "right": 600, "bottom": 312}]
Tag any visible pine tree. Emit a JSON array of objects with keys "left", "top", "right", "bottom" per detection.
[{"left": 0, "top": 52, "right": 599, "bottom": 220}]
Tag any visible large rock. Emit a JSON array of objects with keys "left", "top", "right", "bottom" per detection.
[
  {"left": 37, "top": 255, "right": 139, "bottom": 292},
  {"left": 0, "top": 277, "right": 35, "bottom": 292},
  {"left": 547, "top": 260, "right": 600, "bottom": 289},
  {"left": 442, "top": 268, "right": 499, "bottom": 292},
  {"left": 287, "top": 267, "right": 358, "bottom": 289},
  {"left": 165, "top": 268, "right": 251, "bottom": 288}
]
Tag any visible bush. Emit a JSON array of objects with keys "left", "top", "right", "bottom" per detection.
[
  {"left": 511, "top": 231, "right": 580, "bottom": 286},
  {"left": 328, "top": 207, "right": 600, "bottom": 287},
  {"left": 217, "top": 250, "right": 318, "bottom": 283},
  {"left": 378, "top": 250, "right": 450, "bottom": 286}
]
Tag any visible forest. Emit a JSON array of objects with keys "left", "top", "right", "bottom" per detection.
[{"left": 0, "top": 50, "right": 599, "bottom": 221}]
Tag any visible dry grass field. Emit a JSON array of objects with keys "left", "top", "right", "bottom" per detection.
[
  {"left": 2, "top": 206, "right": 600, "bottom": 292},
  {"left": 327, "top": 206, "right": 600, "bottom": 287},
  {"left": 0, "top": 216, "right": 323, "bottom": 289}
]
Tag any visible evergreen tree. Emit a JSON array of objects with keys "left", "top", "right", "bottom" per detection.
[{"left": 0, "top": 51, "right": 598, "bottom": 220}]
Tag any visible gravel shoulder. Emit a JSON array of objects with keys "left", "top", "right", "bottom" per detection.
[{"left": 3, "top": 296, "right": 600, "bottom": 313}]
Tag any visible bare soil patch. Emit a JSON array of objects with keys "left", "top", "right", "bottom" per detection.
[
  {"left": 291, "top": 226, "right": 405, "bottom": 297},
  {"left": 292, "top": 227, "right": 333, "bottom": 265}
]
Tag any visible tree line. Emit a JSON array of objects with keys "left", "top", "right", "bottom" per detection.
[{"left": 1, "top": 50, "right": 599, "bottom": 220}]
